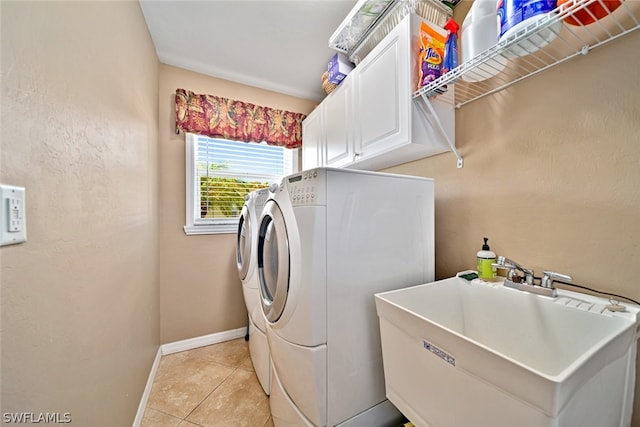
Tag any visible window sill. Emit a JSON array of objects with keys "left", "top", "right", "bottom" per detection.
[{"left": 183, "top": 224, "right": 237, "bottom": 235}]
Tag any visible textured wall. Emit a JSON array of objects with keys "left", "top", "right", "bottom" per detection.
[
  {"left": 1, "top": 2, "right": 159, "bottom": 425},
  {"left": 385, "top": 12, "right": 640, "bottom": 424},
  {"left": 158, "top": 64, "right": 316, "bottom": 344}
]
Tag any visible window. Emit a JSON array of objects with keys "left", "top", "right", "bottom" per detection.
[{"left": 184, "top": 133, "right": 298, "bottom": 234}]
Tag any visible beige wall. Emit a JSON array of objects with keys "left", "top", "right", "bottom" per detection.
[
  {"left": 158, "top": 64, "right": 316, "bottom": 343},
  {"left": 1, "top": 2, "right": 159, "bottom": 425},
  {"left": 390, "top": 16, "right": 640, "bottom": 295},
  {"left": 385, "top": 9, "right": 640, "bottom": 423},
  {"left": 2, "top": 0, "right": 638, "bottom": 423}
]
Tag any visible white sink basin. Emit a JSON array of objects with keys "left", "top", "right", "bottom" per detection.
[{"left": 375, "top": 276, "right": 640, "bottom": 427}]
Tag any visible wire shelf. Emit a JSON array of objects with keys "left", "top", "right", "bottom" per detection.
[
  {"left": 329, "top": 0, "right": 400, "bottom": 55},
  {"left": 413, "top": 0, "right": 640, "bottom": 108},
  {"left": 330, "top": 0, "right": 453, "bottom": 64}
]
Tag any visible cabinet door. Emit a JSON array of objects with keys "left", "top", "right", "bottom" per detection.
[
  {"left": 323, "top": 82, "right": 353, "bottom": 167},
  {"left": 301, "top": 107, "right": 323, "bottom": 170},
  {"left": 353, "top": 16, "right": 410, "bottom": 160}
]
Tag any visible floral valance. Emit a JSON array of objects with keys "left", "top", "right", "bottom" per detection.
[{"left": 175, "top": 88, "right": 306, "bottom": 149}]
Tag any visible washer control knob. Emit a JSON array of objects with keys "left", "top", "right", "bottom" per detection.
[{"left": 269, "top": 183, "right": 279, "bottom": 193}]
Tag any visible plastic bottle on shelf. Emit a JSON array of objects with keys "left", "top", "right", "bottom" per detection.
[
  {"left": 477, "top": 237, "right": 497, "bottom": 280},
  {"left": 460, "top": 0, "right": 506, "bottom": 82},
  {"left": 497, "top": 0, "right": 563, "bottom": 58},
  {"left": 443, "top": 18, "right": 460, "bottom": 79}
]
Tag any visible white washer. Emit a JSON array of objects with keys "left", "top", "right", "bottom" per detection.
[
  {"left": 257, "top": 167, "right": 435, "bottom": 427},
  {"left": 236, "top": 187, "right": 271, "bottom": 394}
]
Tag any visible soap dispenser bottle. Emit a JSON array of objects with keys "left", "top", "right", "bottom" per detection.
[{"left": 477, "top": 237, "right": 496, "bottom": 280}]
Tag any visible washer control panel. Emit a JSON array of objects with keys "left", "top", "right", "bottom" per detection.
[{"left": 286, "top": 168, "right": 325, "bottom": 206}]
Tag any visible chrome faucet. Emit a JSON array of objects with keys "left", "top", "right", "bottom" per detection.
[
  {"left": 493, "top": 256, "right": 535, "bottom": 285},
  {"left": 492, "top": 256, "right": 573, "bottom": 298}
]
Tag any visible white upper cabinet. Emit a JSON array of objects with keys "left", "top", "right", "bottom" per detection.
[
  {"left": 302, "top": 13, "right": 456, "bottom": 171},
  {"left": 301, "top": 77, "right": 353, "bottom": 170},
  {"left": 301, "top": 107, "right": 323, "bottom": 170},
  {"left": 323, "top": 81, "right": 353, "bottom": 167},
  {"left": 352, "top": 20, "right": 409, "bottom": 160}
]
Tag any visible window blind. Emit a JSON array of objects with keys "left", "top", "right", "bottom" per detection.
[{"left": 193, "top": 135, "right": 293, "bottom": 224}]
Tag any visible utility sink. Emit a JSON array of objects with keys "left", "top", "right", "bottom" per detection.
[{"left": 375, "top": 276, "right": 640, "bottom": 427}]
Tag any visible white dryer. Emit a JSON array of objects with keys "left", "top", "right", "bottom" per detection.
[
  {"left": 236, "top": 187, "right": 271, "bottom": 394},
  {"left": 257, "top": 167, "right": 435, "bottom": 427}
]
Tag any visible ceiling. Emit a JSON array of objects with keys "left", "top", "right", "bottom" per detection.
[{"left": 139, "top": 0, "right": 357, "bottom": 102}]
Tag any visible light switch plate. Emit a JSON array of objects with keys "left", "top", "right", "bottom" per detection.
[{"left": 1, "top": 184, "right": 27, "bottom": 246}]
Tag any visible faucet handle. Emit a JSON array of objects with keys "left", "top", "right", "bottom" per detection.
[
  {"left": 541, "top": 271, "right": 573, "bottom": 289},
  {"left": 492, "top": 257, "right": 536, "bottom": 284}
]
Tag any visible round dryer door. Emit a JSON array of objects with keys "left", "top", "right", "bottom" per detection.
[
  {"left": 257, "top": 200, "right": 289, "bottom": 323},
  {"left": 236, "top": 203, "right": 252, "bottom": 280}
]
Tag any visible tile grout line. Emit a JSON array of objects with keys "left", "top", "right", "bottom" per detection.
[
  {"left": 180, "top": 365, "right": 242, "bottom": 425},
  {"left": 142, "top": 407, "right": 183, "bottom": 425}
]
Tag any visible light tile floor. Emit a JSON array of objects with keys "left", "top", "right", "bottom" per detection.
[{"left": 141, "top": 338, "right": 273, "bottom": 427}]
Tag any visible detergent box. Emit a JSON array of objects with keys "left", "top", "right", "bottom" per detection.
[{"left": 328, "top": 52, "right": 354, "bottom": 84}]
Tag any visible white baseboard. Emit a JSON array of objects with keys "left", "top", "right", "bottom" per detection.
[
  {"left": 132, "top": 347, "right": 162, "bottom": 427},
  {"left": 161, "top": 327, "right": 247, "bottom": 355},
  {"left": 132, "top": 327, "right": 248, "bottom": 426}
]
